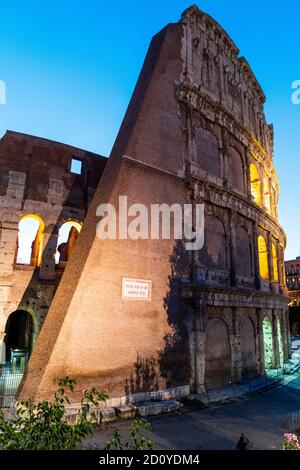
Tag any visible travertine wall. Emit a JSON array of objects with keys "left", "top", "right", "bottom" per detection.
[
  {"left": 19, "top": 5, "right": 289, "bottom": 402},
  {"left": 0, "top": 131, "right": 106, "bottom": 354}
]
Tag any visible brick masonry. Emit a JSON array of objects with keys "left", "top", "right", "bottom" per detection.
[{"left": 17, "top": 6, "right": 289, "bottom": 402}]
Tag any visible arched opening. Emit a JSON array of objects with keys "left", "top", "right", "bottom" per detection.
[
  {"left": 199, "top": 215, "right": 227, "bottom": 270},
  {"left": 16, "top": 214, "right": 44, "bottom": 266},
  {"left": 195, "top": 127, "right": 221, "bottom": 178},
  {"left": 205, "top": 318, "right": 231, "bottom": 390},
  {"left": 240, "top": 317, "right": 257, "bottom": 377},
  {"left": 262, "top": 317, "right": 274, "bottom": 369},
  {"left": 55, "top": 221, "right": 82, "bottom": 265},
  {"left": 236, "top": 226, "right": 252, "bottom": 277},
  {"left": 228, "top": 146, "right": 245, "bottom": 193},
  {"left": 258, "top": 235, "right": 269, "bottom": 281},
  {"left": 277, "top": 318, "right": 284, "bottom": 366},
  {"left": 272, "top": 243, "right": 279, "bottom": 282},
  {"left": 250, "top": 163, "right": 261, "bottom": 206},
  {"left": 4, "top": 310, "right": 34, "bottom": 369}
]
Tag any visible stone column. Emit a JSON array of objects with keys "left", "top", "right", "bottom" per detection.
[
  {"left": 252, "top": 222, "right": 260, "bottom": 290},
  {"left": 256, "top": 309, "right": 265, "bottom": 375},
  {"left": 229, "top": 211, "right": 237, "bottom": 287},
  {"left": 0, "top": 331, "right": 6, "bottom": 365},
  {"left": 267, "top": 232, "right": 274, "bottom": 282},
  {"left": 230, "top": 308, "right": 242, "bottom": 382},
  {"left": 281, "top": 311, "right": 289, "bottom": 363},
  {"left": 39, "top": 225, "right": 58, "bottom": 281},
  {"left": 222, "top": 129, "right": 229, "bottom": 184},
  {"left": 0, "top": 221, "right": 19, "bottom": 274},
  {"left": 244, "top": 149, "right": 251, "bottom": 199},
  {"left": 278, "top": 246, "right": 287, "bottom": 295},
  {"left": 193, "top": 301, "right": 206, "bottom": 394},
  {"left": 285, "top": 309, "right": 291, "bottom": 358},
  {"left": 268, "top": 176, "right": 273, "bottom": 214},
  {"left": 272, "top": 311, "right": 280, "bottom": 368},
  {"left": 240, "top": 85, "right": 246, "bottom": 127},
  {"left": 275, "top": 240, "right": 282, "bottom": 287}
]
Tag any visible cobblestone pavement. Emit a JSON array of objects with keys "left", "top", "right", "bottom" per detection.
[{"left": 87, "top": 380, "right": 300, "bottom": 450}]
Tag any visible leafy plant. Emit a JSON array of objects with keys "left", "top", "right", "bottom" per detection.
[
  {"left": 0, "top": 376, "right": 108, "bottom": 450},
  {"left": 105, "top": 418, "right": 153, "bottom": 450}
]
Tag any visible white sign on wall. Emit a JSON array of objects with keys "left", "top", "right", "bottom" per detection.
[{"left": 122, "top": 278, "right": 152, "bottom": 301}]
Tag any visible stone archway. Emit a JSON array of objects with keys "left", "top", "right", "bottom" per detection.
[
  {"left": 240, "top": 317, "right": 257, "bottom": 377},
  {"left": 262, "top": 317, "right": 274, "bottom": 369},
  {"left": 4, "top": 310, "right": 34, "bottom": 364},
  {"left": 205, "top": 318, "right": 231, "bottom": 390}
]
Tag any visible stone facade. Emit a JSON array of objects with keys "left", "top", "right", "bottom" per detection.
[
  {"left": 286, "top": 257, "right": 300, "bottom": 307},
  {"left": 0, "top": 131, "right": 106, "bottom": 362},
  {"left": 285, "top": 257, "right": 300, "bottom": 335},
  {"left": 19, "top": 6, "right": 289, "bottom": 403}
]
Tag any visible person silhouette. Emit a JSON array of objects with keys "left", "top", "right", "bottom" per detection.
[{"left": 236, "top": 433, "right": 250, "bottom": 450}]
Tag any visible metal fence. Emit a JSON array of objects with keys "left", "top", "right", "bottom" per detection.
[{"left": 0, "top": 365, "right": 24, "bottom": 408}]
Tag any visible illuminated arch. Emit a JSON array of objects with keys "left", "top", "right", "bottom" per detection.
[
  {"left": 272, "top": 243, "right": 279, "bottom": 282},
  {"left": 258, "top": 235, "right": 269, "bottom": 281},
  {"left": 16, "top": 214, "right": 44, "bottom": 267},
  {"left": 250, "top": 163, "right": 261, "bottom": 206},
  {"left": 55, "top": 220, "right": 82, "bottom": 264}
]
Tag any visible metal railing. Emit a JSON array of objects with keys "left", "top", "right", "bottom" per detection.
[{"left": 0, "top": 364, "right": 24, "bottom": 408}]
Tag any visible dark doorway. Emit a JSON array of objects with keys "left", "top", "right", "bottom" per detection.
[{"left": 4, "top": 310, "right": 34, "bottom": 362}]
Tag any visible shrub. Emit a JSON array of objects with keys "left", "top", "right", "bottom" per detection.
[
  {"left": 105, "top": 418, "right": 153, "bottom": 450},
  {"left": 0, "top": 376, "right": 108, "bottom": 450}
]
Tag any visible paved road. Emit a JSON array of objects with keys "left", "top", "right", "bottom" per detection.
[{"left": 87, "top": 379, "right": 300, "bottom": 450}]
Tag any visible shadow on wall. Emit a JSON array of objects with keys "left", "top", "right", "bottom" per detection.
[
  {"left": 124, "top": 240, "right": 193, "bottom": 397},
  {"left": 125, "top": 354, "right": 159, "bottom": 396},
  {"left": 158, "top": 239, "right": 192, "bottom": 388}
]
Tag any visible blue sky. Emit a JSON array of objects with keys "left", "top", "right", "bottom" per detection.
[{"left": 0, "top": 1, "right": 299, "bottom": 259}]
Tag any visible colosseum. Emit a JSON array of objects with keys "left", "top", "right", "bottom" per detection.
[{"left": 1, "top": 5, "right": 289, "bottom": 406}]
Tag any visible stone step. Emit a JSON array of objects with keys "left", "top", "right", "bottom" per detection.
[
  {"left": 100, "top": 407, "right": 116, "bottom": 423},
  {"left": 115, "top": 404, "right": 137, "bottom": 419},
  {"left": 137, "top": 400, "right": 181, "bottom": 417}
]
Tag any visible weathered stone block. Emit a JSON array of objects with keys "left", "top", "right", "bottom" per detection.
[
  {"left": 137, "top": 400, "right": 181, "bottom": 417},
  {"left": 100, "top": 408, "right": 116, "bottom": 423},
  {"left": 115, "top": 404, "right": 137, "bottom": 419}
]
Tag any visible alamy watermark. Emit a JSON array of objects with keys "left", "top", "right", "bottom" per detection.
[
  {"left": 0, "top": 80, "right": 6, "bottom": 105},
  {"left": 96, "top": 196, "right": 204, "bottom": 251},
  {"left": 291, "top": 80, "right": 300, "bottom": 105}
]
